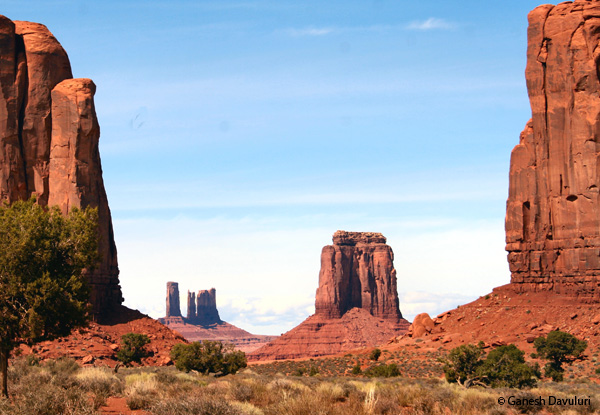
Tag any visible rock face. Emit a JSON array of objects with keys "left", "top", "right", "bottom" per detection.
[
  {"left": 0, "top": 16, "right": 122, "bottom": 314},
  {"left": 194, "top": 288, "right": 221, "bottom": 325},
  {"left": 166, "top": 282, "right": 181, "bottom": 318},
  {"left": 506, "top": 1, "right": 600, "bottom": 301},
  {"left": 250, "top": 231, "right": 409, "bottom": 361},
  {"left": 315, "top": 231, "right": 402, "bottom": 321},
  {"left": 187, "top": 291, "right": 196, "bottom": 320}
]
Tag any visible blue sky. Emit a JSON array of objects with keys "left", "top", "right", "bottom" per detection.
[{"left": 4, "top": 0, "right": 547, "bottom": 334}]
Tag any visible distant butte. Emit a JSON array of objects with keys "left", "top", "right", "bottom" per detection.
[
  {"left": 250, "top": 231, "right": 409, "bottom": 361},
  {"left": 159, "top": 283, "right": 276, "bottom": 353}
]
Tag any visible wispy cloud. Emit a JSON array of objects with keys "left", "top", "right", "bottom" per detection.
[
  {"left": 283, "top": 27, "right": 336, "bottom": 37},
  {"left": 406, "top": 17, "right": 455, "bottom": 31}
]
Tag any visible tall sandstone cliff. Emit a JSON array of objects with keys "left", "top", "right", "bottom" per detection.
[
  {"left": 506, "top": 1, "right": 600, "bottom": 300},
  {"left": 0, "top": 16, "right": 122, "bottom": 314},
  {"left": 250, "top": 231, "right": 408, "bottom": 361}
]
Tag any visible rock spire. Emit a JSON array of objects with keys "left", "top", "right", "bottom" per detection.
[{"left": 165, "top": 282, "right": 181, "bottom": 317}]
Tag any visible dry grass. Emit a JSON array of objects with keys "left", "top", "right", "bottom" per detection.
[{"left": 4, "top": 356, "right": 600, "bottom": 415}]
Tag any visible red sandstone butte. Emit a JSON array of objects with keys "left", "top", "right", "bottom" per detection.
[
  {"left": 506, "top": 1, "right": 600, "bottom": 300},
  {"left": 0, "top": 16, "right": 122, "bottom": 314},
  {"left": 250, "top": 231, "right": 409, "bottom": 361},
  {"left": 159, "top": 283, "right": 276, "bottom": 353},
  {"left": 316, "top": 231, "right": 402, "bottom": 321}
]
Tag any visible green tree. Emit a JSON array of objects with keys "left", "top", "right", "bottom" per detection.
[
  {"left": 442, "top": 344, "right": 484, "bottom": 387},
  {"left": 478, "top": 344, "right": 539, "bottom": 388},
  {"left": 0, "top": 198, "right": 99, "bottom": 397},
  {"left": 534, "top": 330, "right": 587, "bottom": 382},
  {"left": 170, "top": 341, "right": 247, "bottom": 375},
  {"left": 116, "top": 333, "right": 151, "bottom": 365}
]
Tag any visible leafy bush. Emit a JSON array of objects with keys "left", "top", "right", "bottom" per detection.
[
  {"left": 478, "top": 344, "right": 539, "bottom": 388},
  {"left": 364, "top": 363, "right": 401, "bottom": 378},
  {"left": 442, "top": 344, "right": 484, "bottom": 386},
  {"left": 116, "top": 333, "right": 151, "bottom": 365},
  {"left": 351, "top": 363, "right": 362, "bottom": 375},
  {"left": 444, "top": 343, "right": 538, "bottom": 388},
  {"left": 170, "top": 341, "right": 247, "bottom": 375},
  {"left": 534, "top": 330, "right": 587, "bottom": 382}
]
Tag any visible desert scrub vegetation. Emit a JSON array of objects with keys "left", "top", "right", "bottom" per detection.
[
  {"left": 3, "top": 355, "right": 600, "bottom": 414},
  {"left": 116, "top": 332, "right": 151, "bottom": 365},
  {"left": 170, "top": 340, "right": 247, "bottom": 375},
  {"left": 250, "top": 350, "right": 444, "bottom": 378},
  {"left": 442, "top": 343, "right": 540, "bottom": 388},
  {"left": 1, "top": 356, "right": 98, "bottom": 414}
]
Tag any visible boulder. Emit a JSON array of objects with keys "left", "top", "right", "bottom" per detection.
[{"left": 411, "top": 313, "right": 435, "bottom": 338}]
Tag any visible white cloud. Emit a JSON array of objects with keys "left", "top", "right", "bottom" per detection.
[
  {"left": 406, "top": 18, "right": 455, "bottom": 31},
  {"left": 399, "top": 291, "right": 480, "bottom": 321},
  {"left": 284, "top": 27, "right": 335, "bottom": 37}
]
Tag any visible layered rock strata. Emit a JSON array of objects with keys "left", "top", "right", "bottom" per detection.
[
  {"left": 166, "top": 282, "right": 181, "bottom": 318},
  {"left": 250, "top": 231, "right": 409, "bottom": 360},
  {"left": 0, "top": 16, "right": 122, "bottom": 314},
  {"left": 316, "top": 231, "right": 402, "bottom": 320},
  {"left": 506, "top": 1, "right": 600, "bottom": 300}
]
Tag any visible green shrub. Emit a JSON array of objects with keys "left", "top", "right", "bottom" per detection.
[
  {"left": 116, "top": 333, "right": 151, "bottom": 365},
  {"left": 369, "top": 348, "right": 382, "bottom": 361},
  {"left": 534, "top": 330, "right": 587, "bottom": 382},
  {"left": 170, "top": 341, "right": 247, "bottom": 375},
  {"left": 364, "top": 363, "right": 401, "bottom": 378},
  {"left": 444, "top": 343, "right": 538, "bottom": 388},
  {"left": 442, "top": 344, "right": 484, "bottom": 386},
  {"left": 351, "top": 363, "right": 362, "bottom": 375},
  {"left": 478, "top": 344, "right": 539, "bottom": 388}
]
